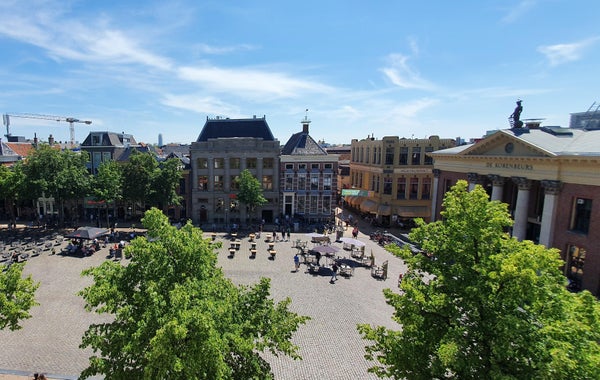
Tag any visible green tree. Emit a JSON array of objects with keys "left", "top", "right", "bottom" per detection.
[
  {"left": 21, "top": 145, "right": 90, "bottom": 224},
  {"left": 79, "top": 208, "right": 309, "bottom": 379},
  {"left": 0, "top": 164, "right": 24, "bottom": 227},
  {"left": 0, "top": 263, "right": 39, "bottom": 331},
  {"left": 121, "top": 150, "right": 158, "bottom": 216},
  {"left": 235, "top": 169, "right": 267, "bottom": 223},
  {"left": 92, "top": 160, "right": 123, "bottom": 228},
  {"left": 358, "top": 180, "right": 600, "bottom": 380},
  {"left": 149, "top": 157, "right": 182, "bottom": 210}
]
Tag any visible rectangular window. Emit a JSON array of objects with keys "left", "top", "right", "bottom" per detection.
[
  {"left": 263, "top": 158, "right": 274, "bottom": 169},
  {"left": 262, "top": 175, "right": 273, "bottom": 190},
  {"left": 310, "top": 173, "right": 319, "bottom": 190},
  {"left": 424, "top": 147, "right": 434, "bottom": 165},
  {"left": 298, "top": 173, "right": 306, "bottom": 190},
  {"left": 285, "top": 173, "right": 294, "bottom": 190},
  {"left": 383, "top": 177, "right": 392, "bottom": 195},
  {"left": 567, "top": 245, "right": 586, "bottom": 290},
  {"left": 399, "top": 147, "right": 408, "bottom": 165},
  {"left": 310, "top": 195, "right": 319, "bottom": 214},
  {"left": 214, "top": 175, "right": 224, "bottom": 191},
  {"left": 246, "top": 158, "right": 257, "bottom": 169},
  {"left": 215, "top": 198, "right": 224, "bottom": 212},
  {"left": 179, "top": 178, "right": 186, "bottom": 194},
  {"left": 197, "top": 158, "right": 208, "bottom": 169},
  {"left": 422, "top": 177, "right": 431, "bottom": 199},
  {"left": 570, "top": 198, "right": 592, "bottom": 234},
  {"left": 229, "top": 199, "right": 239, "bottom": 213},
  {"left": 410, "top": 177, "right": 419, "bottom": 199},
  {"left": 324, "top": 163, "right": 333, "bottom": 169},
  {"left": 198, "top": 176, "right": 208, "bottom": 191},
  {"left": 385, "top": 147, "right": 394, "bottom": 165},
  {"left": 322, "top": 195, "right": 331, "bottom": 214},
  {"left": 230, "top": 158, "right": 240, "bottom": 169},
  {"left": 411, "top": 147, "right": 421, "bottom": 165},
  {"left": 102, "top": 152, "right": 111, "bottom": 162},
  {"left": 285, "top": 163, "right": 294, "bottom": 170},
  {"left": 323, "top": 174, "right": 332, "bottom": 191},
  {"left": 298, "top": 163, "right": 307, "bottom": 170},
  {"left": 311, "top": 163, "right": 320, "bottom": 170},
  {"left": 214, "top": 158, "right": 224, "bottom": 169},
  {"left": 397, "top": 178, "right": 406, "bottom": 200},
  {"left": 297, "top": 195, "right": 305, "bottom": 214}
]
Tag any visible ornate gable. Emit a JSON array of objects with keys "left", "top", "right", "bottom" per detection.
[{"left": 459, "top": 130, "right": 554, "bottom": 158}]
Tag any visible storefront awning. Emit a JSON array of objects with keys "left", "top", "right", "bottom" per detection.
[
  {"left": 360, "top": 199, "right": 378, "bottom": 213},
  {"left": 349, "top": 196, "right": 364, "bottom": 206},
  {"left": 378, "top": 204, "right": 392, "bottom": 216},
  {"left": 395, "top": 206, "right": 429, "bottom": 218}
]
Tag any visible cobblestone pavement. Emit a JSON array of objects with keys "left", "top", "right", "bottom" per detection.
[{"left": 0, "top": 215, "right": 408, "bottom": 380}]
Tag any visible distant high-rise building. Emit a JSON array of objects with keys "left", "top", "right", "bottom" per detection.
[{"left": 158, "top": 133, "right": 163, "bottom": 147}]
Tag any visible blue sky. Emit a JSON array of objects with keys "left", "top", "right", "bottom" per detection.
[{"left": 1, "top": 0, "right": 599, "bottom": 146}]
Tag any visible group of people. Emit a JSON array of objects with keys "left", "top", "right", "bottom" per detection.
[{"left": 292, "top": 250, "right": 339, "bottom": 283}]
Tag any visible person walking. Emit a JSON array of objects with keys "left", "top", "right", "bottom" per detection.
[
  {"left": 293, "top": 253, "right": 300, "bottom": 272},
  {"left": 330, "top": 262, "right": 338, "bottom": 283}
]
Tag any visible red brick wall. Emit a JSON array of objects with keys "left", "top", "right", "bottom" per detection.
[{"left": 553, "top": 183, "right": 600, "bottom": 295}]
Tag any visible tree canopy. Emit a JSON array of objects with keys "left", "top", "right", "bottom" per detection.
[
  {"left": 0, "top": 263, "right": 39, "bottom": 331},
  {"left": 359, "top": 180, "right": 600, "bottom": 380},
  {"left": 235, "top": 169, "right": 267, "bottom": 219},
  {"left": 79, "top": 208, "right": 309, "bottom": 379}
]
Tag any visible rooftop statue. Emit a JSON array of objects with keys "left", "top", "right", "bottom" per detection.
[{"left": 509, "top": 99, "right": 523, "bottom": 128}]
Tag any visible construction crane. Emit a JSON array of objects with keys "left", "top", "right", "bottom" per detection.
[{"left": 2, "top": 112, "right": 92, "bottom": 147}]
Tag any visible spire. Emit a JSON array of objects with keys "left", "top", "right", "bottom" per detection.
[{"left": 301, "top": 108, "right": 311, "bottom": 133}]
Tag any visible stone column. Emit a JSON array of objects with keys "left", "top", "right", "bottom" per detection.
[
  {"left": 467, "top": 172, "right": 479, "bottom": 191},
  {"left": 512, "top": 177, "right": 531, "bottom": 241},
  {"left": 430, "top": 169, "right": 441, "bottom": 221},
  {"left": 207, "top": 158, "right": 214, "bottom": 191},
  {"left": 488, "top": 175, "right": 505, "bottom": 202},
  {"left": 539, "top": 180, "right": 561, "bottom": 248}
]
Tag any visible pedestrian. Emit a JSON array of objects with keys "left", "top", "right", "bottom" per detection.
[
  {"left": 287, "top": 227, "right": 291, "bottom": 242},
  {"left": 293, "top": 253, "right": 300, "bottom": 272},
  {"left": 330, "top": 262, "right": 338, "bottom": 283},
  {"left": 272, "top": 229, "right": 277, "bottom": 242}
]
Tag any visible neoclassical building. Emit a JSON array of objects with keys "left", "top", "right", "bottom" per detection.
[
  {"left": 430, "top": 123, "right": 600, "bottom": 295},
  {"left": 348, "top": 135, "right": 456, "bottom": 225},
  {"left": 189, "top": 116, "right": 280, "bottom": 226},
  {"left": 279, "top": 117, "right": 338, "bottom": 224}
]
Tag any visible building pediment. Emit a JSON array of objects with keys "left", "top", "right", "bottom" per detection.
[{"left": 459, "top": 130, "right": 554, "bottom": 158}]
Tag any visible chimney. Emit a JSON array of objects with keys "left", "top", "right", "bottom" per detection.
[
  {"left": 33, "top": 133, "right": 38, "bottom": 147},
  {"left": 48, "top": 134, "right": 55, "bottom": 146}
]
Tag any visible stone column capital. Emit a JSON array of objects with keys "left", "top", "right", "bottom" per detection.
[
  {"left": 512, "top": 176, "right": 531, "bottom": 190},
  {"left": 541, "top": 180, "right": 561, "bottom": 195},
  {"left": 487, "top": 174, "right": 505, "bottom": 186},
  {"left": 433, "top": 168, "right": 441, "bottom": 178},
  {"left": 467, "top": 172, "right": 480, "bottom": 183}
]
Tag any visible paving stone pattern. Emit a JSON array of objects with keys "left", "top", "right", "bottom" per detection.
[{"left": 0, "top": 222, "right": 407, "bottom": 380}]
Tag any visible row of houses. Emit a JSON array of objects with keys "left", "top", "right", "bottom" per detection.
[{"left": 2, "top": 111, "right": 599, "bottom": 296}]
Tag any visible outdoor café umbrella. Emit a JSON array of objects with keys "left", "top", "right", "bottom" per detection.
[
  {"left": 305, "top": 232, "right": 326, "bottom": 238},
  {"left": 339, "top": 237, "right": 366, "bottom": 247},
  {"left": 311, "top": 245, "right": 340, "bottom": 255},
  {"left": 65, "top": 226, "right": 110, "bottom": 240}
]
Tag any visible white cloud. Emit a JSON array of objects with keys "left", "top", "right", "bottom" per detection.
[
  {"left": 161, "top": 93, "right": 241, "bottom": 117},
  {"left": 177, "top": 65, "right": 334, "bottom": 100},
  {"left": 194, "top": 43, "right": 257, "bottom": 55},
  {"left": 380, "top": 53, "right": 435, "bottom": 91},
  {"left": 501, "top": 0, "right": 537, "bottom": 23},
  {"left": 538, "top": 37, "right": 600, "bottom": 66}
]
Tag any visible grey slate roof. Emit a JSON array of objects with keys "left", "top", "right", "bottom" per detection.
[
  {"left": 196, "top": 117, "right": 275, "bottom": 142},
  {"left": 281, "top": 131, "right": 327, "bottom": 155},
  {"left": 432, "top": 127, "right": 600, "bottom": 157}
]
